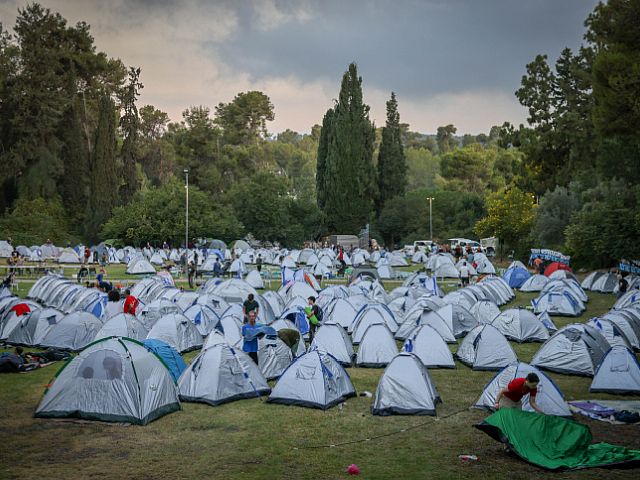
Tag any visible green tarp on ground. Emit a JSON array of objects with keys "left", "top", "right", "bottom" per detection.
[{"left": 475, "top": 408, "right": 640, "bottom": 470}]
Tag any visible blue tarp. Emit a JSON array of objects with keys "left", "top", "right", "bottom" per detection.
[{"left": 143, "top": 339, "right": 187, "bottom": 383}]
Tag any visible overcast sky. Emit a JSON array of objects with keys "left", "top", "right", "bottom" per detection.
[{"left": 0, "top": 0, "right": 599, "bottom": 134}]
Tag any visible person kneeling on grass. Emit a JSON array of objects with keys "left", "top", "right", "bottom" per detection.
[{"left": 495, "top": 372, "right": 544, "bottom": 414}]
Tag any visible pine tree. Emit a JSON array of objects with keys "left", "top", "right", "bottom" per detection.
[
  {"left": 85, "top": 93, "right": 118, "bottom": 242},
  {"left": 317, "top": 63, "right": 376, "bottom": 233},
  {"left": 376, "top": 92, "right": 406, "bottom": 213}
]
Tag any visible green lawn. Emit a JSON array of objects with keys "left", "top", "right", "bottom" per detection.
[{"left": 1, "top": 271, "right": 639, "bottom": 479}]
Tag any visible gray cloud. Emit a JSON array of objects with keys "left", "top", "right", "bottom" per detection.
[{"left": 0, "top": 0, "right": 599, "bottom": 133}]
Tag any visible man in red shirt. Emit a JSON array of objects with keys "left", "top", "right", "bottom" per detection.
[
  {"left": 123, "top": 289, "right": 140, "bottom": 315},
  {"left": 495, "top": 372, "right": 544, "bottom": 414}
]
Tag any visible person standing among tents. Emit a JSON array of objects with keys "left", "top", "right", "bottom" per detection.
[
  {"left": 84, "top": 247, "right": 91, "bottom": 264},
  {"left": 243, "top": 294, "right": 260, "bottom": 323},
  {"left": 104, "top": 289, "right": 123, "bottom": 320},
  {"left": 494, "top": 373, "right": 544, "bottom": 414},
  {"left": 256, "top": 254, "right": 263, "bottom": 273},
  {"left": 188, "top": 261, "right": 196, "bottom": 289},
  {"left": 123, "top": 289, "right": 140, "bottom": 315},
  {"left": 242, "top": 310, "right": 263, "bottom": 365},
  {"left": 305, "top": 296, "right": 321, "bottom": 343},
  {"left": 459, "top": 261, "right": 471, "bottom": 287},
  {"left": 617, "top": 272, "right": 628, "bottom": 299}
]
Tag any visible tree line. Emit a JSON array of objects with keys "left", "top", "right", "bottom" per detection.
[{"left": 1, "top": 1, "right": 639, "bottom": 268}]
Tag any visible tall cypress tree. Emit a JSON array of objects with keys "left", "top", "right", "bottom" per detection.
[
  {"left": 85, "top": 93, "right": 118, "bottom": 242},
  {"left": 59, "top": 97, "right": 90, "bottom": 224},
  {"left": 376, "top": 92, "right": 406, "bottom": 213},
  {"left": 316, "top": 108, "right": 334, "bottom": 211},
  {"left": 119, "top": 67, "right": 143, "bottom": 203},
  {"left": 317, "top": 63, "right": 376, "bottom": 233}
]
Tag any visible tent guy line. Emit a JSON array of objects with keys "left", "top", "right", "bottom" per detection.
[{"left": 292, "top": 406, "right": 470, "bottom": 450}]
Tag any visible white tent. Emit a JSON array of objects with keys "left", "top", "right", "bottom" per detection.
[
  {"left": 267, "top": 349, "right": 356, "bottom": 409},
  {"left": 258, "top": 336, "right": 293, "bottom": 380},
  {"left": 519, "top": 274, "right": 550, "bottom": 292},
  {"left": 310, "top": 324, "right": 353, "bottom": 366},
  {"left": 402, "top": 324, "right": 455, "bottom": 368},
  {"left": 94, "top": 313, "right": 149, "bottom": 342},
  {"left": 355, "top": 324, "right": 398, "bottom": 368},
  {"left": 39, "top": 311, "right": 103, "bottom": 351},
  {"left": 470, "top": 300, "right": 501, "bottom": 324},
  {"left": 474, "top": 362, "right": 571, "bottom": 416},
  {"left": 456, "top": 324, "right": 517, "bottom": 370},
  {"left": 590, "top": 346, "right": 640, "bottom": 394},
  {"left": 146, "top": 313, "right": 203, "bottom": 353},
  {"left": 245, "top": 270, "right": 265, "bottom": 289},
  {"left": 371, "top": 353, "right": 441, "bottom": 416},
  {"left": 491, "top": 308, "right": 550, "bottom": 343},
  {"left": 178, "top": 333, "right": 270, "bottom": 405}
]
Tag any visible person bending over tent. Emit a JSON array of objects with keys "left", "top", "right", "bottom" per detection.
[{"left": 495, "top": 372, "right": 544, "bottom": 414}]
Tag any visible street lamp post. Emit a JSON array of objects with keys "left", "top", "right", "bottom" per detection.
[
  {"left": 184, "top": 169, "right": 189, "bottom": 251},
  {"left": 427, "top": 197, "right": 435, "bottom": 242}
]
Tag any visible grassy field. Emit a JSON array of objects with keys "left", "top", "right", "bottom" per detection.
[{"left": 1, "top": 267, "right": 639, "bottom": 479}]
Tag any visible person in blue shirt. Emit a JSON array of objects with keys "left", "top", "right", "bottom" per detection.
[{"left": 242, "top": 310, "right": 263, "bottom": 365}]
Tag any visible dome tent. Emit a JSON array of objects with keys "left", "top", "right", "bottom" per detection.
[
  {"left": 403, "top": 324, "right": 455, "bottom": 368},
  {"left": 39, "top": 311, "right": 103, "bottom": 351},
  {"left": 258, "top": 336, "right": 293, "bottom": 380},
  {"left": 183, "top": 304, "right": 220, "bottom": 336},
  {"left": 35, "top": 337, "right": 180, "bottom": 425},
  {"left": 355, "top": 324, "right": 398, "bottom": 368},
  {"left": 267, "top": 349, "right": 356, "bottom": 409},
  {"left": 5, "top": 308, "right": 64, "bottom": 346},
  {"left": 94, "top": 313, "right": 149, "bottom": 342},
  {"left": 178, "top": 333, "right": 270, "bottom": 406},
  {"left": 532, "top": 290, "right": 584, "bottom": 317},
  {"left": 474, "top": 362, "right": 571, "bottom": 416},
  {"left": 371, "top": 353, "right": 441, "bottom": 416},
  {"left": 491, "top": 308, "right": 550, "bottom": 343},
  {"left": 470, "top": 300, "right": 501, "bottom": 324},
  {"left": 531, "top": 324, "right": 610, "bottom": 376},
  {"left": 310, "top": 324, "right": 354, "bottom": 366},
  {"left": 434, "top": 304, "right": 478, "bottom": 338},
  {"left": 586, "top": 318, "right": 632, "bottom": 349},
  {"left": 502, "top": 266, "right": 531, "bottom": 289},
  {"left": 519, "top": 274, "right": 550, "bottom": 292},
  {"left": 590, "top": 346, "right": 640, "bottom": 394},
  {"left": 245, "top": 270, "right": 264, "bottom": 289},
  {"left": 590, "top": 272, "right": 618, "bottom": 293},
  {"left": 146, "top": 313, "right": 203, "bottom": 353},
  {"left": 456, "top": 324, "right": 517, "bottom": 370},
  {"left": 581, "top": 271, "right": 604, "bottom": 290}
]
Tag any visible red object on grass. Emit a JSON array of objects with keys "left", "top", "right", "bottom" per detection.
[
  {"left": 544, "top": 262, "right": 572, "bottom": 277},
  {"left": 346, "top": 464, "right": 360, "bottom": 475}
]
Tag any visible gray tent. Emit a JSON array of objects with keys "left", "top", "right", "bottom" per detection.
[
  {"left": 474, "top": 362, "right": 571, "bottom": 416},
  {"left": 35, "top": 337, "right": 180, "bottom": 425},
  {"left": 371, "top": 353, "right": 441, "bottom": 416},
  {"left": 138, "top": 299, "right": 183, "bottom": 330},
  {"left": 590, "top": 346, "right": 640, "bottom": 394},
  {"left": 402, "top": 324, "right": 455, "bottom": 368},
  {"left": 355, "top": 324, "right": 398, "bottom": 368},
  {"left": 323, "top": 298, "right": 358, "bottom": 329},
  {"left": 258, "top": 336, "right": 293, "bottom": 380},
  {"left": 519, "top": 274, "right": 550, "bottom": 292},
  {"left": 146, "top": 313, "right": 203, "bottom": 353},
  {"left": 6, "top": 307, "right": 64, "bottom": 346},
  {"left": 94, "top": 313, "right": 149, "bottom": 342},
  {"left": 491, "top": 308, "right": 550, "bottom": 343},
  {"left": 39, "top": 311, "right": 104, "bottom": 351},
  {"left": 601, "top": 311, "right": 640, "bottom": 351},
  {"left": 581, "top": 271, "right": 604, "bottom": 290},
  {"left": 531, "top": 324, "right": 610, "bottom": 376},
  {"left": 183, "top": 304, "right": 220, "bottom": 336},
  {"left": 532, "top": 290, "right": 584, "bottom": 317},
  {"left": 434, "top": 304, "right": 478, "bottom": 338},
  {"left": 456, "top": 324, "right": 517, "bottom": 370},
  {"left": 178, "top": 333, "right": 270, "bottom": 405},
  {"left": 310, "top": 324, "right": 354, "bottom": 366},
  {"left": 267, "top": 349, "right": 356, "bottom": 409},
  {"left": 470, "top": 300, "right": 501, "bottom": 324},
  {"left": 126, "top": 258, "right": 156, "bottom": 275},
  {"left": 586, "top": 318, "right": 632, "bottom": 349},
  {"left": 590, "top": 272, "right": 618, "bottom": 293}
]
